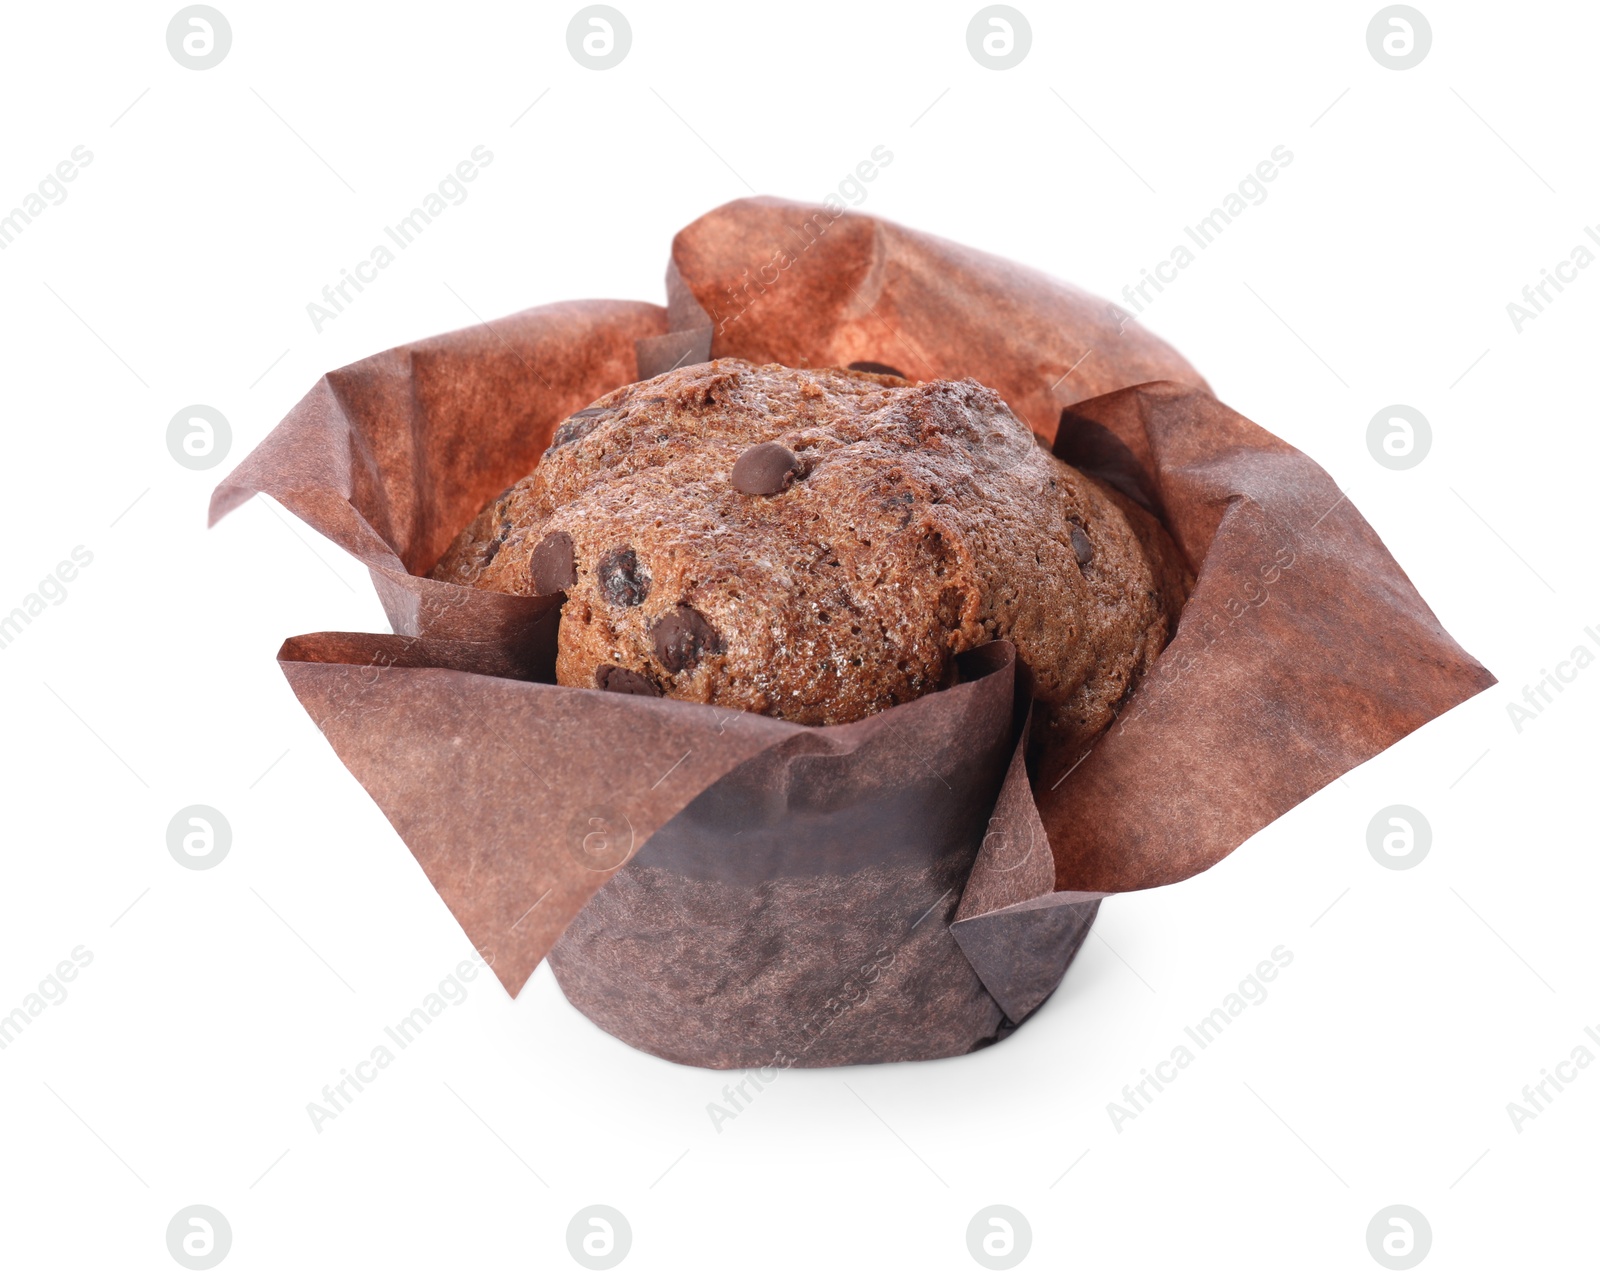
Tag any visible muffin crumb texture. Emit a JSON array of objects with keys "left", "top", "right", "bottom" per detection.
[{"left": 430, "top": 359, "right": 1189, "bottom": 757}]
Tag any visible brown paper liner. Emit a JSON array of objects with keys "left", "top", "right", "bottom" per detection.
[
  {"left": 1041, "top": 385, "right": 1496, "bottom": 891},
  {"left": 213, "top": 198, "right": 1493, "bottom": 1068}
]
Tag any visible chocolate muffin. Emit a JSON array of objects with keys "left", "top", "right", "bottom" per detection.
[{"left": 430, "top": 359, "right": 1189, "bottom": 760}]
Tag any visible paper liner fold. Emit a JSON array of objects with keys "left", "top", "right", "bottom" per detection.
[
  {"left": 278, "top": 633, "right": 1053, "bottom": 1066},
  {"left": 279, "top": 629, "right": 793, "bottom": 996},
  {"left": 950, "top": 706, "right": 1107, "bottom": 1025},
  {"left": 669, "top": 196, "right": 1211, "bottom": 437},
  {"left": 1041, "top": 384, "right": 1496, "bottom": 892},
  {"left": 212, "top": 299, "right": 667, "bottom": 657}
]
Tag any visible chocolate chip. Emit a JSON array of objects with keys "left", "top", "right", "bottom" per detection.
[
  {"left": 529, "top": 530, "right": 576, "bottom": 594},
  {"left": 481, "top": 518, "right": 513, "bottom": 568},
  {"left": 1070, "top": 525, "right": 1094, "bottom": 567},
  {"left": 595, "top": 665, "right": 661, "bottom": 697},
  {"left": 848, "top": 361, "right": 908, "bottom": 379},
  {"left": 731, "top": 442, "right": 802, "bottom": 496},
  {"left": 550, "top": 407, "right": 608, "bottom": 450},
  {"left": 597, "top": 547, "right": 649, "bottom": 606},
  {"left": 651, "top": 605, "right": 722, "bottom": 674}
]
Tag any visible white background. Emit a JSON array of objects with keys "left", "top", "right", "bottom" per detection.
[{"left": 1, "top": 1, "right": 1595, "bottom": 1272}]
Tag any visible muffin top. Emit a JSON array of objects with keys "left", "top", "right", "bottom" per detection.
[{"left": 431, "top": 359, "right": 1186, "bottom": 741}]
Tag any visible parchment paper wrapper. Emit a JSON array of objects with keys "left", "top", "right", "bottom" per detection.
[{"left": 213, "top": 198, "right": 1493, "bottom": 1068}]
